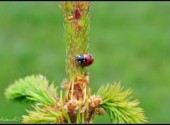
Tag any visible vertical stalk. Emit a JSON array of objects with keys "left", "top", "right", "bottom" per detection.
[{"left": 60, "top": 2, "right": 90, "bottom": 101}]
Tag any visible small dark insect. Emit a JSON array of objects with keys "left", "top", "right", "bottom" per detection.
[{"left": 76, "top": 53, "right": 94, "bottom": 67}]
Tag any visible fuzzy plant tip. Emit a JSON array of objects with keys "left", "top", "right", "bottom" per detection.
[
  {"left": 5, "top": 74, "right": 58, "bottom": 106},
  {"left": 96, "top": 82, "right": 148, "bottom": 123}
]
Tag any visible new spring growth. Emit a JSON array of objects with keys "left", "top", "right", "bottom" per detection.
[
  {"left": 60, "top": 2, "right": 91, "bottom": 80},
  {"left": 5, "top": 2, "right": 147, "bottom": 124},
  {"left": 60, "top": 2, "right": 93, "bottom": 104}
]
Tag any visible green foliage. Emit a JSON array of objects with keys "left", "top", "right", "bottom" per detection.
[
  {"left": 5, "top": 75, "right": 66, "bottom": 123},
  {"left": 3, "top": 2, "right": 148, "bottom": 124},
  {"left": 97, "top": 82, "right": 147, "bottom": 123},
  {"left": 22, "top": 104, "right": 62, "bottom": 123},
  {"left": 1, "top": 2, "right": 170, "bottom": 123},
  {"left": 59, "top": 90, "right": 71, "bottom": 123},
  {"left": 5, "top": 75, "right": 58, "bottom": 105}
]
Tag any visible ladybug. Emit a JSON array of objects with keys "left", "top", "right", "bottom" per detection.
[{"left": 76, "top": 53, "right": 94, "bottom": 67}]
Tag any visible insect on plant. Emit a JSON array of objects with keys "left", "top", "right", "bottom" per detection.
[{"left": 5, "top": 2, "right": 147, "bottom": 124}]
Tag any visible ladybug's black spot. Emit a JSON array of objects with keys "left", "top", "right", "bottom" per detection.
[
  {"left": 89, "top": 55, "right": 92, "bottom": 58},
  {"left": 88, "top": 61, "right": 92, "bottom": 65}
]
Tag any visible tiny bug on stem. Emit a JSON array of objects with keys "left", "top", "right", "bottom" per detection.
[{"left": 76, "top": 53, "right": 94, "bottom": 67}]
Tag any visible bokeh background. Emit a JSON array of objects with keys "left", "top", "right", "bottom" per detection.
[{"left": 0, "top": 2, "right": 170, "bottom": 123}]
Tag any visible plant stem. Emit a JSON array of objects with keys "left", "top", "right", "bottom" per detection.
[{"left": 61, "top": 2, "right": 90, "bottom": 101}]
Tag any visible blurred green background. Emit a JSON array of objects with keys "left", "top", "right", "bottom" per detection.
[{"left": 0, "top": 2, "right": 170, "bottom": 123}]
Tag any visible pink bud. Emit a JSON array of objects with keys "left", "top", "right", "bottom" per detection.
[{"left": 74, "top": 9, "right": 81, "bottom": 20}]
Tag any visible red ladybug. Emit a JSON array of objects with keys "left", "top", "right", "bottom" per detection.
[{"left": 76, "top": 53, "right": 94, "bottom": 67}]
